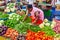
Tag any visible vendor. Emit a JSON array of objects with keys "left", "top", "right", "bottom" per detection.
[{"left": 23, "top": 4, "right": 44, "bottom": 25}]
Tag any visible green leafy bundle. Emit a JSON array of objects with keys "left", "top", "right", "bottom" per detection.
[
  {"left": 0, "top": 12, "right": 9, "bottom": 18},
  {"left": 4, "top": 19, "right": 19, "bottom": 28},
  {"left": 41, "top": 26, "right": 56, "bottom": 36}
]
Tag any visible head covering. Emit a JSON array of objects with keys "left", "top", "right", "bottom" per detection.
[{"left": 27, "top": 4, "right": 33, "bottom": 8}]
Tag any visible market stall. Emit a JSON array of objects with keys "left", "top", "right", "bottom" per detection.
[{"left": 0, "top": 0, "right": 60, "bottom": 40}]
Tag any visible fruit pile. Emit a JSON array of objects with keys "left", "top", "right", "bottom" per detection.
[{"left": 26, "top": 30, "right": 54, "bottom": 40}]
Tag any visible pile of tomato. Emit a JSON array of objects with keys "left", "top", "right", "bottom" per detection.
[{"left": 26, "top": 30, "right": 54, "bottom": 40}]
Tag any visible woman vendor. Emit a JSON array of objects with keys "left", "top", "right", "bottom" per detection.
[{"left": 23, "top": 4, "right": 44, "bottom": 25}]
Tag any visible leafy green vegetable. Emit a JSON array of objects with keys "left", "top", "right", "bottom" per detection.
[
  {"left": 19, "top": 14, "right": 31, "bottom": 23},
  {"left": 4, "top": 19, "right": 19, "bottom": 28},
  {"left": 14, "top": 22, "right": 41, "bottom": 34},
  {"left": 41, "top": 26, "right": 56, "bottom": 36},
  {"left": 0, "top": 13, "right": 9, "bottom": 18},
  {"left": 29, "top": 25, "right": 41, "bottom": 32},
  {"left": 14, "top": 22, "right": 29, "bottom": 34},
  {"left": 0, "top": 12, "right": 3, "bottom": 15}
]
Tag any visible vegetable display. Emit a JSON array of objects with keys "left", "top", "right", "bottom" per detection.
[
  {"left": 0, "top": 20, "right": 4, "bottom": 26},
  {"left": 14, "top": 22, "right": 29, "bottom": 34},
  {"left": 14, "top": 22, "right": 41, "bottom": 34},
  {"left": 0, "top": 13, "right": 9, "bottom": 18},
  {"left": 29, "top": 25, "right": 41, "bottom": 32},
  {"left": 8, "top": 13, "right": 21, "bottom": 21},
  {"left": 4, "top": 19, "right": 19, "bottom": 28},
  {"left": 39, "top": 19, "right": 56, "bottom": 36},
  {"left": 1, "top": 8, "right": 60, "bottom": 40},
  {"left": 4, "top": 28, "right": 19, "bottom": 40},
  {"left": 5, "top": 3, "right": 16, "bottom": 12},
  {"left": 41, "top": 26, "right": 56, "bottom": 36},
  {"left": 26, "top": 30, "right": 54, "bottom": 40},
  {"left": 7, "top": 3, "right": 15, "bottom": 8}
]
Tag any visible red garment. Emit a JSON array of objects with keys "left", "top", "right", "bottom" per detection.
[
  {"left": 30, "top": 16, "right": 43, "bottom": 25},
  {"left": 35, "top": 19, "right": 43, "bottom": 25}
]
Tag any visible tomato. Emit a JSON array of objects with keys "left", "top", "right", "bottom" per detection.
[{"left": 26, "top": 30, "right": 54, "bottom": 40}]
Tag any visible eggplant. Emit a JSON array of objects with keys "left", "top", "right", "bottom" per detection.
[{"left": 0, "top": 25, "right": 8, "bottom": 36}]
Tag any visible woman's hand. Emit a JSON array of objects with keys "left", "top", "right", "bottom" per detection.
[{"left": 23, "top": 10, "right": 29, "bottom": 21}]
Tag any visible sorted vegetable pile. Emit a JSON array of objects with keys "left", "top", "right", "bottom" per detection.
[
  {"left": 14, "top": 22, "right": 29, "bottom": 34},
  {"left": 4, "top": 28, "right": 19, "bottom": 40},
  {"left": 1, "top": 9, "right": 60, "bottom": 40},
  {"left": 0, "top": 25, "right": 8, "bottom": 36},
  {"left": 26, "top": 30, "right": 54, "bottom": 40},
  {"left": 8, "top": 13, "right": 21, "bottom": 21},
  {"left": 14, "top": 22, "right": 41, "bottom": 34},
  {"left": 4, "top": 3, "right": 16, "bottom": 12},
  {"left": 0, "top": 12, "right": 9, "bottom": 18},
  {"left": 41, "top": 26, "right": 56, "bottom": 36},
  {"left": 0, "top": 20, "right": 4, "bottom": 26},
  {"left": 4, "top": 19, "right": 19, "bottom": 28}
]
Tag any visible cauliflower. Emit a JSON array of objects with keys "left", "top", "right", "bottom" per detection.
[
  {"left": 10, "top": 8, "right": 15, "bottom": 12},
  {"left": 44, "top": 19, "right": 48, "bottom": 23},
  {"left": 39, "top": 23, "right": 44, "bottom": 28},
  {"left": 7, "top": 9, "right": 10, "bottom": 12},
  {"left": 45, "top": 23, "right": 50, "bottom": 26}
]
